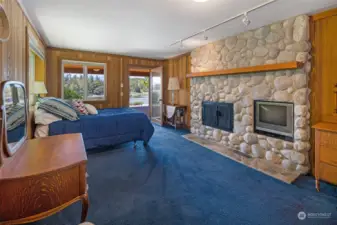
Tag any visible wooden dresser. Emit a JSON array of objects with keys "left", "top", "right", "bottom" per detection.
[
  {"left": 313, "top": 122, "right": 337, "bottom": 191},
  {"left": 0, "top": 133, "right": 88, "bottom": 224}
]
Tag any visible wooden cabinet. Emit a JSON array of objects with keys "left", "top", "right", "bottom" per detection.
[
  {"left": 319, "top": 163, "right": 337, "bottom": 185},
  {"left": 311, "top": 8, "right": 337, "bottom": 125},
  {"left": 310, "top": 8, "right": 337, "bottom": 172},
  {"left": 313, "top": 122, "right": 337, "bottom": 191}
]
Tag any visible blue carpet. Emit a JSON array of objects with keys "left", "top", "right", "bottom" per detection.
[{"left": 32, "top": 125, "right": 337, "bottom": 225}]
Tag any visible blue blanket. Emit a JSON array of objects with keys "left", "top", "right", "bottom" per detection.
[{"left": 49, "top": 108, "right": 154, "bottom": 149}]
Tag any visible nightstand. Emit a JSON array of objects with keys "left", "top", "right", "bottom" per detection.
[{"left": 164, "top": 105, "right": 187, "bottom": 129}]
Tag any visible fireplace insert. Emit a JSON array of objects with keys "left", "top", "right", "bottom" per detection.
[
  {"left": 254, "top": 100, "right": 294, "bottom": 141},
  {"left": 202, "top": 101, "right": 233, "bottom": 132}
]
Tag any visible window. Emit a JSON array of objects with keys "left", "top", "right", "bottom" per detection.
[
  {"left": 62, "top": 60, "right": 106, "bottom": 101},
  {"left": 28, "top": 30, "right": 46, "bottom": 105}
]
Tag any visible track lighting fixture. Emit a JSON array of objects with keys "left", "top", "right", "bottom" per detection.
[
  {"left": 179, "top": 40, "right": 184, "bottom": 49},
  {"left": 169, "top": 0, "right": 277, "bottom": 47},
  {"left": 242, "top": 12, "right": 251, "bottom": 26},
  {"left": 203, "top": 30, "right": 208, "bottom": 41}
]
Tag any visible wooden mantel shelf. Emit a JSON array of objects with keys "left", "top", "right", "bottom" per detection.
[{"left": 186, "top": 61, "right": 303, "bottom": 78}]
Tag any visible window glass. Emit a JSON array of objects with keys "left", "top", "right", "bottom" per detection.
[
  {"left": 62, "top": 61, "right": 106, "bottom": 100},
  {"left": 87, "top": 65, "right": 105, "bottom": 100},
  {"left": 63, "top": 64, "right": 85, "bottom": 99}
]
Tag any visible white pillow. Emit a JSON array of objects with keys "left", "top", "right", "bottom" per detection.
[
  {"left": 34, "top": 124, "right": 49, "bottom": 138},
  {"left": 85, "top": 104, "right": 98, "bottom": 115},
  {"left": 35, "top": 109, "right": 62, "bottom": 125}
]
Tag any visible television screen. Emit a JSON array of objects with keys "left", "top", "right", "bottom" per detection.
[{"left": 259, "top": 104, "right": 287, "bottom": 126}]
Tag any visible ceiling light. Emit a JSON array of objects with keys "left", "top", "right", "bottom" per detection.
[
  {"left": 194, "top": 0, "right": 209, "bottom": 2},
  {"left": 242, "top": 12, "right": 251, "bottom": 26}
]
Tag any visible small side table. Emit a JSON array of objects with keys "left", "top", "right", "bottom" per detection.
[{"left": 164, "top": 105, "right": 187, "bottom": 129}]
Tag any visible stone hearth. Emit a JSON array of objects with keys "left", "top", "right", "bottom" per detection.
[
  {"left": 189, "top": 15, "right": 311, "bottom": 174},
  {"left": 183, "top": 134, "right": 301, "bottom": 183}
]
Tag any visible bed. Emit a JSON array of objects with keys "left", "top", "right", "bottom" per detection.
[{"left": 46, "top": 108, "right": 154, "bottom": 149}]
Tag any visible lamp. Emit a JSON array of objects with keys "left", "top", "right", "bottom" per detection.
[
  {"left": 168, "top": 77, "right": 180, "bottom": 105},
  {"left": 33, "top": 81, "right": 48, "bottom": 98}
]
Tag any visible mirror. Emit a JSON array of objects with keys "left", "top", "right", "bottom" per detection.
[
  {"left": 1, "top": 81, "right": 27, "bottom": 156},
  {"left": 0, "top": 4, "right": 11, "bottom": 42}
]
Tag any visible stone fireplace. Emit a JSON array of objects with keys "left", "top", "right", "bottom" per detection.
[{"left": 190, "top": 15, "right": 311, "bottom": 174}]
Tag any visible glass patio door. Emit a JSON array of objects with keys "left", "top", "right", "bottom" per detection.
[{"left": 150, "top": 67, "right": 163, "bottom": 125}]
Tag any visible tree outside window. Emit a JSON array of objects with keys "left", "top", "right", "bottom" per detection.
[{"left": 129, "top": 76, "right": 149, "bottom": 106}]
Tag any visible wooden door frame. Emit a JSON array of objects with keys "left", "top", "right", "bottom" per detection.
[
  {"left": 128, "top": 68, "right": 150, "bottom": 116},
  {"left": 124, "top": 64, "right": 161, "bottom": 108}
]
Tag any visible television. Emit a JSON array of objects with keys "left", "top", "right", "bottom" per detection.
[{"left": 254, "top": 100, "right": 294, "bottom": 141}]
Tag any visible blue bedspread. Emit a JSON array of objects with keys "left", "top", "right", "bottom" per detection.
[
  {"left": 49, "top": 108, "right": 154, "bottom": 149},
  {"left": 7, "top": 124, "right": 25, "bottom": 143}
]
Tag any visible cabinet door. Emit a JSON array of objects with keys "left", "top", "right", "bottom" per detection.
[
  {"left": 313, "top": 12, "right": 337, "bottom": 123},
  {"left": 202, "top": 101, "right": 217, "bottom": 127},
  {"left": 217, "top": 103, "right": 234, "bottom": 132}
]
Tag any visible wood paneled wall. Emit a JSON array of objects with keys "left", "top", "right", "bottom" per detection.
[
  {"left": 46, "top": 48, "right": 163, "bottom": 109},
  {"left": 0, "top": 0, "right": 44, "bottom": 84},
  {"left": 1, "top": 0, "right": 26, "bottom": 83},
  {"left": 0, "top": 0, "right": 45, "bottom": 139},
  {"left": 163, "top": 53, "right": 191, "bottom": 127}
]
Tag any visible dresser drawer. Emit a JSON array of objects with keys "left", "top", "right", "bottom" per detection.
[
  {"left": 319, "top": 131, "right": 337, "bottom": 147},
  {"left": 0, "top": 166, "right": 81, "bottom": 220},
  {"left": 319, "top": 163, "right": 337, "bottom": 185},
  {"left": 320, "top": 146, "right": 337, "bottom": 166}
]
